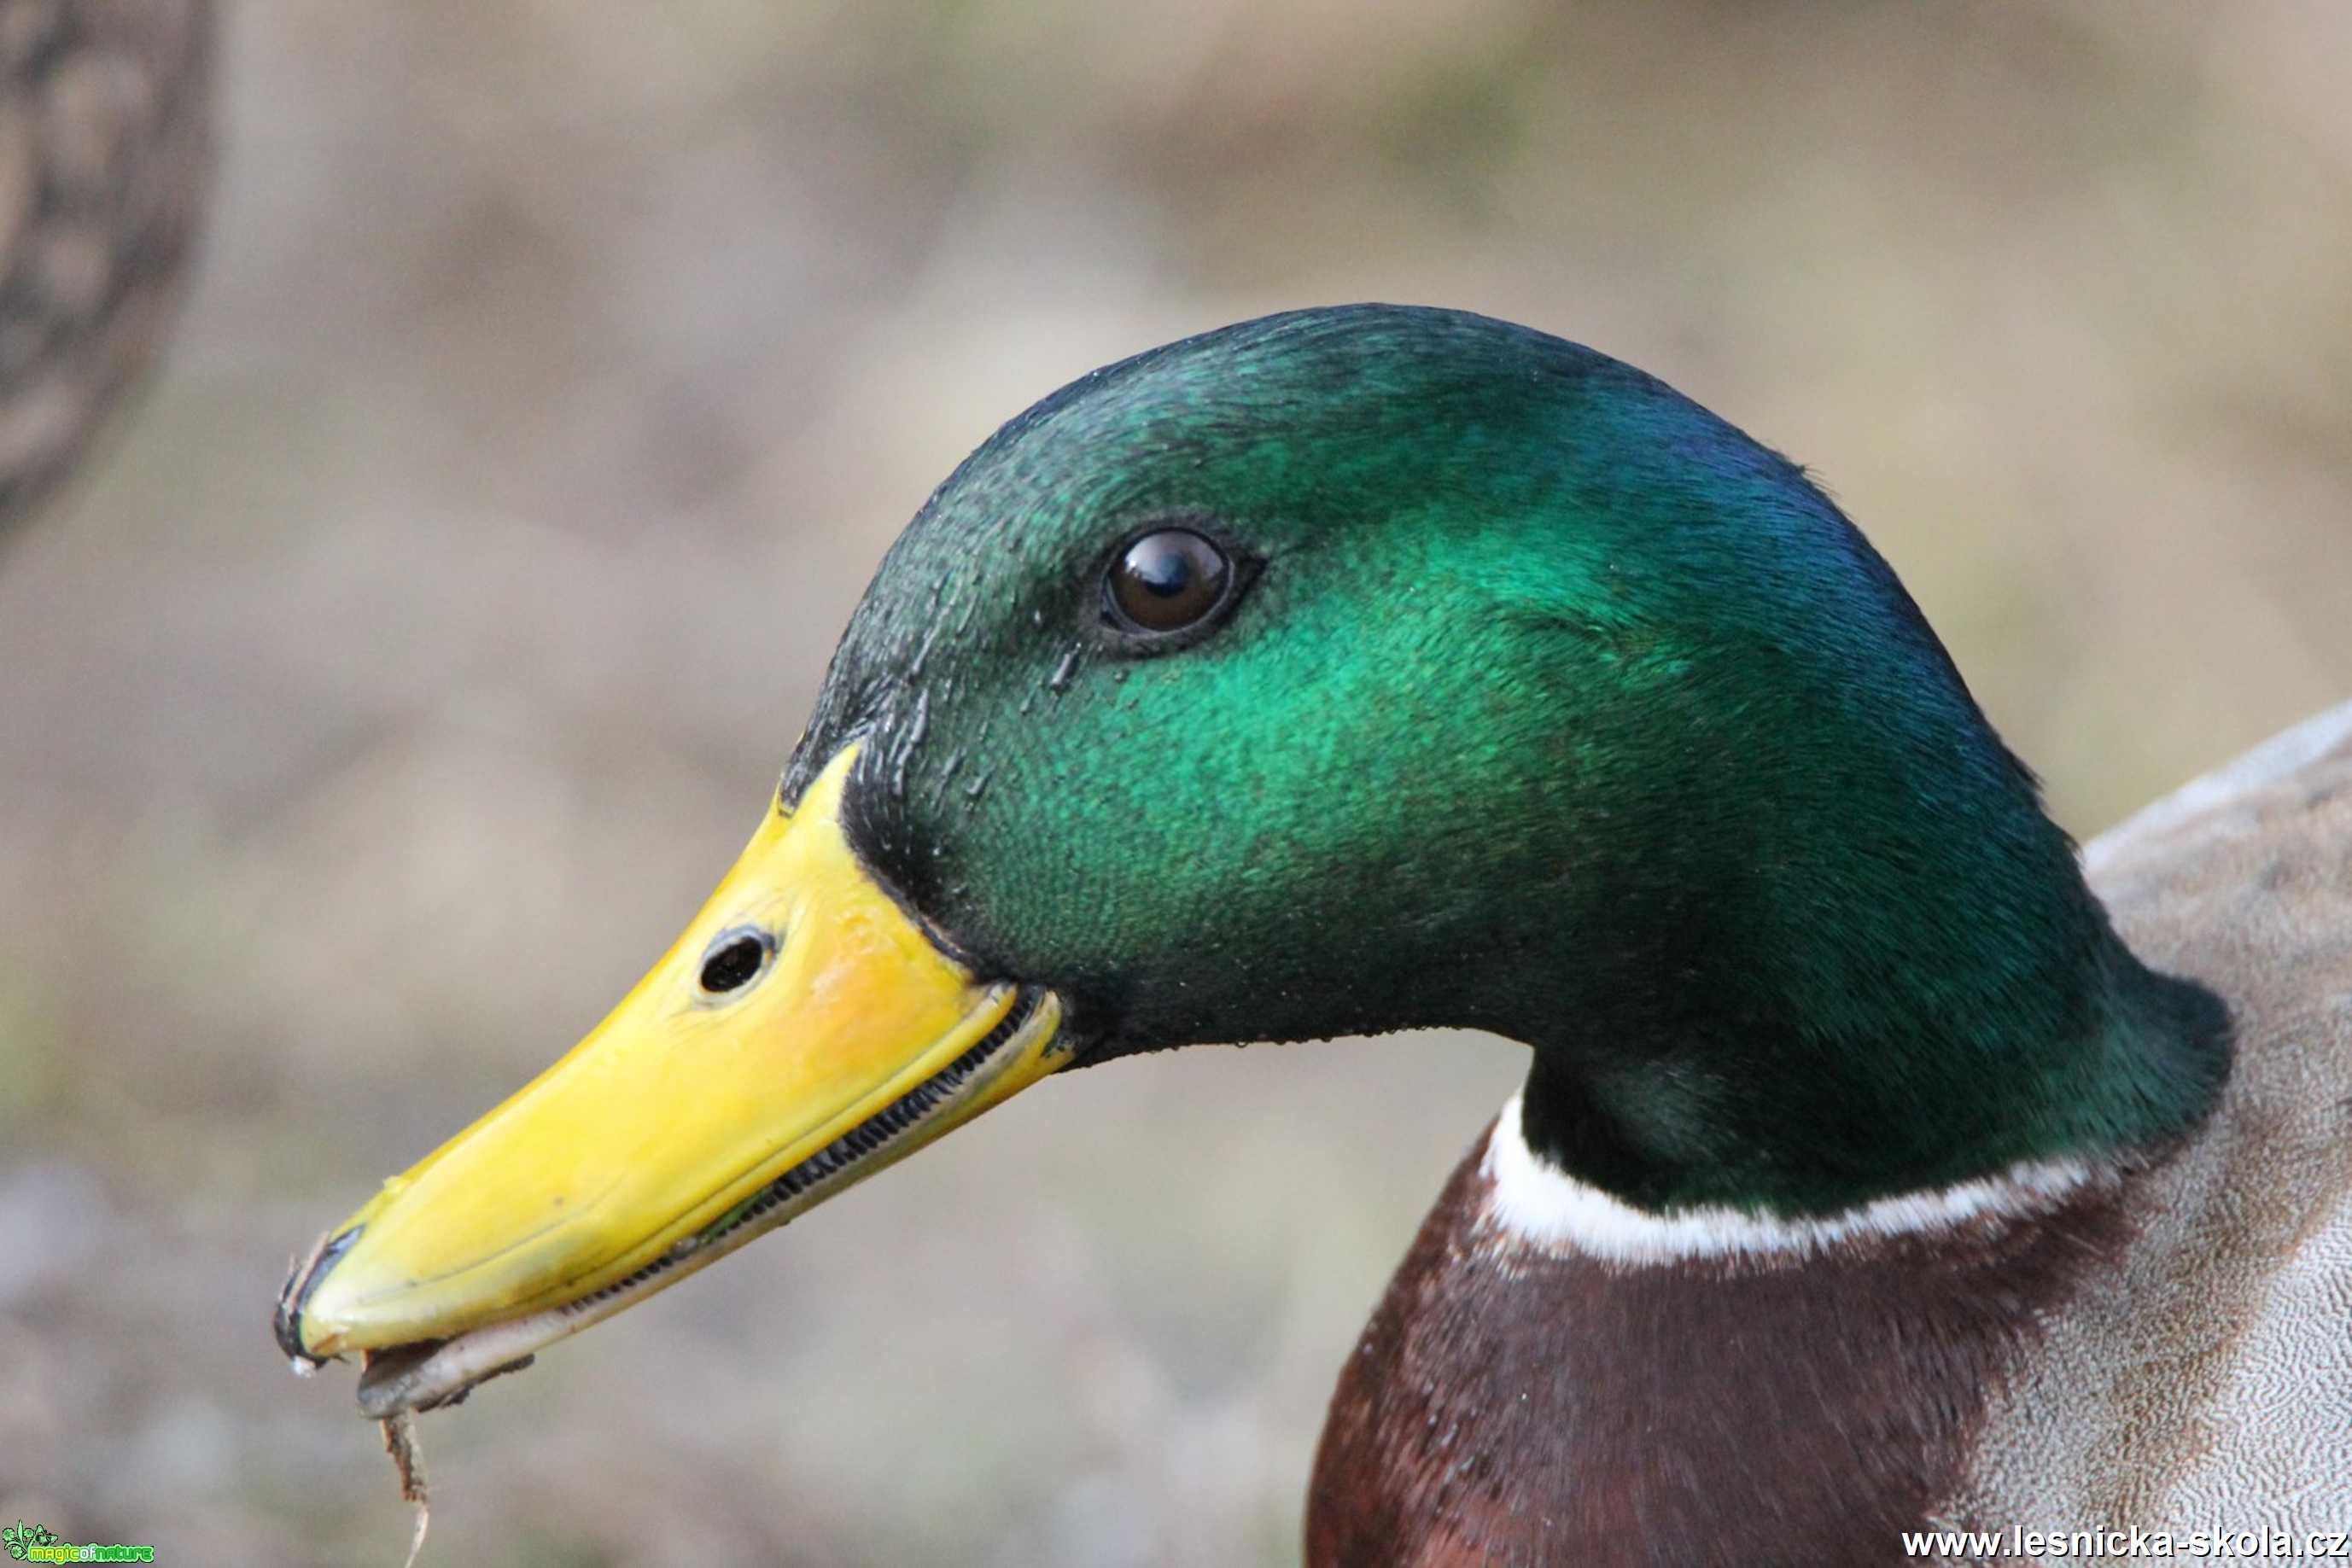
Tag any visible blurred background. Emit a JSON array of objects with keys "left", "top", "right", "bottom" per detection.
[{"left": 2, "top": 3, "right": 2349, "bottom": 1564}]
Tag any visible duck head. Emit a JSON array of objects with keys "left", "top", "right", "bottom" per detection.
[{"left": 277, "top": 306, "right": 2225, "bottom": 1413}]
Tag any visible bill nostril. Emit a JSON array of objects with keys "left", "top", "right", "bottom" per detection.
[{"left": 697, "top": 928, "right": 775, "bottom": 997}]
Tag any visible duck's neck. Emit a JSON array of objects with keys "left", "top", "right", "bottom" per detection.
[{"left": 1510, "top": 811, "right": 2232, "bottom": 1221}]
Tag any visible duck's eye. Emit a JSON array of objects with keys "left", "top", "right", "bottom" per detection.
[
  {"left": 1106, "top": 528, "right": 1232, "bottom": 635},
  {"left": 697, "top": 928, "right": 774, "bottom": 997}
]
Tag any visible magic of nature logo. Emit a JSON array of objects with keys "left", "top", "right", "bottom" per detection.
[{"left": 2, "top": 1522, "right": 155, "bottom": 1562}]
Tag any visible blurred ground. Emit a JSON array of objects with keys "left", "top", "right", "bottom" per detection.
[{"left": 3, "top": 3, "right": 2349, "bottom": 1565}]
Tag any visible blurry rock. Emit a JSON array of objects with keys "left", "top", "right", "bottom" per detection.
[{"left": 0, "top": 0, "right": 208, "bottom": 540}]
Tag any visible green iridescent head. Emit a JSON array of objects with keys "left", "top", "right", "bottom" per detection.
[{"left": 786, "top": 304, "right": 2227, "bottom": 1212}]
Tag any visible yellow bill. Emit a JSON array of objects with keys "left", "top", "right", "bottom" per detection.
[{"left": 274, "top": 744, "right": 1070, "bottom": 1417}]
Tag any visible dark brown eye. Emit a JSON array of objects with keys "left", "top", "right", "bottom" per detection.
[{"left": 1106, "top": 528, "right": 1232, "bottom": 635}]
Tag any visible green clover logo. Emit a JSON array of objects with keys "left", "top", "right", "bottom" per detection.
[{"left": 3, "top": 1520, "right": 58, "bottom": 1560}]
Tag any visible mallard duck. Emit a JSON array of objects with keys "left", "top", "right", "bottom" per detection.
[
  {"left": 0, "top": 0, "right": 209, "bottom": 538},
  {"left": 276, "top": 306, "right": 2351, "bottom": 1563}
]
